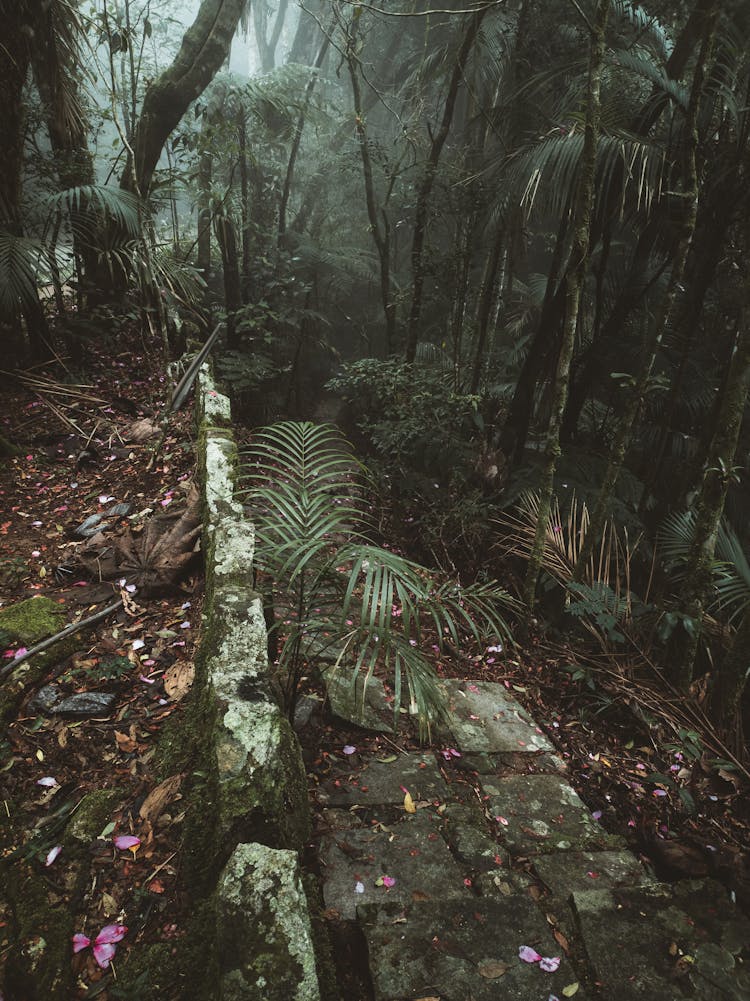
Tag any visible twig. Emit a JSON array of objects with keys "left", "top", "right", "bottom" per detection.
[
  {"left": 145, "top": 851, "right": 177, "bottom": 884},
  {"left": 0, "top": 598, "right": 124, "bottom": 680}
]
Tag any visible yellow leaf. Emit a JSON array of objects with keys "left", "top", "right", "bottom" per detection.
[
  {"left": 36, "top": 749, "right": 44, "bottom": 762},
  {"left": 562, "top": 984, "right": 579, "bottom": 997},
  {"left": 403, "top": 791, "right": 416, "bottom": 814}
]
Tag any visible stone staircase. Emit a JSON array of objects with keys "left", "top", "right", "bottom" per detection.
[{"left": 310, "top": 678, "right": 750, "bottom": 1001}]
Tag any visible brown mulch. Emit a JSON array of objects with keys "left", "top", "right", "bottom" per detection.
[{"left": 0, "top": 336, "right": 200, "bottom": 998}]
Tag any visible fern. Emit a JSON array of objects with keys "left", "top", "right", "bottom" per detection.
[{"left": 241, "top": 422, "right": 515, "bottom": 733}]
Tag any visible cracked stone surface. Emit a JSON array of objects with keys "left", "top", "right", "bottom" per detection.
[
  {"left": 533, "top": 849, "right": 656, "bottom": 896},
  {"left": 441, "top": 679, "right": 554, "bottom": 754},
  {"left": 482, "top": 773, "right": 625, "bottom": 854},
  {"left": 323, "top": 667, "right": 394, "bottom": 732},
  {"left": 318, "top": 751, "right": 449, "bottom": 807},
  {"left": 359, "top": 895, "right": 583, "bottom": 1001},
  {"left": 320, "top": 811, "right": 467, "bottom": 920}
]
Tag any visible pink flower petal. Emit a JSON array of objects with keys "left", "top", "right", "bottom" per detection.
[
  {"left": 342, "top": 745, "right": 356, "bottom": 755},
  {"left": 37, "top": 776, "right": 57, "bottom": 787},
  {"left": 540, "top": 956, "right": 561, "bottom": 972},
  {"left": 382, "top": 875, "right": 396, "bottom": 888},
  {"left": 45, "top": 845, "right": 62, "bottom": 867},
  {"left": 114, "top": 835, "right": 141, "bottom": 851},
  {"left": 592, "top": 810, "right": 602, "bottom": 820},
  {"left": 93, "top": 941, "right": 116, "bottom": 968},
  {"left": 14, "top": 647, "right": 28, "bottom": 659},
  {"left": 518, "top": 945, "right": 542, "bottom": 963},
  {"left": 72, "top": 933, "right": 90, "bottom": 953},
  {"left": 95, "top": 924, "right": 128, "bottom": 945}
]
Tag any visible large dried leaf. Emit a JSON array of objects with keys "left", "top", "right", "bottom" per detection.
[
  {"left": 76, "top": 484, "right": 200, "bottom": 595},
  {"left": 139, "top": 774, "right": 184, "bottom": 823}
]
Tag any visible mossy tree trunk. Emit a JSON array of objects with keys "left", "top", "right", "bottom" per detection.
[
  {"left": 571, "top": 0, "right": 720, "bottom": 590},
  {"left": 522, "top": 0, "right": 610, "bottom": 611},
  {"left": 120, "top": 0, "right": 247, "bottom": 199}
]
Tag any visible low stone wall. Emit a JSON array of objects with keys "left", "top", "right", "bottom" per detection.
[{"left": 195, "top": 368, "right": 321, "bottom": 1001}]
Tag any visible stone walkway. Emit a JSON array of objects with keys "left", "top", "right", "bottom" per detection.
[{"left": 304, "top": 677, "right": 750, "bottom": 1001}]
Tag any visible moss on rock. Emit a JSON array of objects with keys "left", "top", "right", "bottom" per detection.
[{"left": 66, "top": 789, "right": 123, "bottom": 843}]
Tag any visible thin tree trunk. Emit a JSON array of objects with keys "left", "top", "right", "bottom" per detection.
[
  {"left": 711, "top": 607, "right": 749, "bottom": 750},
  {"left": 215, "top": 211, "right": 242, "bottom": 349},
  {"left": 523, "top": 0, "right": 609, "bottom": 611},
  {"left": 405, "top": 9, "right": 487, "bottom": 363},
  {"left": 346, "top": 16, "right": 396, "bottom": 354},
  {"left": 572, "top": 0, "right": 719, "bottom": 590}
]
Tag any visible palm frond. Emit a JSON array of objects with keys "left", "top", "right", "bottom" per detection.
[
  {"left": 45, "top": 185, "right": 143, "bottom": 238},
  {"left": 0, "top": 232, "right": 45, "bottom": 317}
]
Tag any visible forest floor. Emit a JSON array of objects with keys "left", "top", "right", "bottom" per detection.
[{"left": 0, "top": 337, "right": 748, "bottom": 998}]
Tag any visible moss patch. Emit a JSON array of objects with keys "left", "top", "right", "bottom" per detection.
[
  {"left": 0, "top": 596, "right": 65, "bottom": 643},
  {"left": 66, "top": 788, "right": 124, "bottom": 843}
]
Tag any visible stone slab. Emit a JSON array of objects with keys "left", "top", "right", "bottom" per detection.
[
  {"left": 441, "top": 679, "right": 554, "bottom": 754},
  {"left": 441, "top": 802, "right": 503, "bottom": 871},
  {"left": 359, "top": 894, "right": 583, "bottom": 1001},
  {"left": 318, "top": 752, "right": 448, "bottom": 808},
  {"left": 321, "top": 812, "right": 466, "bottom": 920},
  {"left": 573, "top": 879, "right": 750, "bottom": 1001},
  {"left": 216, "top": 842, "right": 321, "bottom": 1001},
  {"left": 482, "top": 774, "right": 624, "bottom": 854},
  {"left": 534, "top": 850, "right": 655, "bottom": 896},
  {"left": 323, "top": 667, "right": 394, "bottom": 732}
]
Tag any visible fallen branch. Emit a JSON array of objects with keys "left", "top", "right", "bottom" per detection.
[{"left": 0, "top": 597, "right": 124, "bottom": 681}]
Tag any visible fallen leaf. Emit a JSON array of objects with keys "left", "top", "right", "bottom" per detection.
[
  {"left": 553, "top": 928, "right": 569, "bottom": 951},
  {"left": 562, "top": 984, "right": 579, "bottom": 997},
  {"left": 404, "top": 791, "right": 416, "bottom": 814},
  {"left": 139, "top": 774, "right": 184, "bottom": 823},
  {"left": 114, "top": 729, "right": 138, "bottom": 753},
  {"left": 163, "top": 662, "right": 194, "bottom": 700},
  {"left": 412, "top": 889, "right": 431, "bottom": 902},
  {"left": 478, "top": 960, "right": 510, "bottom": 979},
  {"left": 148, "top": 878, "right": 166, "bottom": 894}
]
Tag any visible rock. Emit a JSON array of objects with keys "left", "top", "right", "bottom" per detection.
[
  {"left": 27, "top": 684, "right": 63, "bottom": 715},
  {"left": 572, "top": 879, "right": 750, "bottom": 1000},
  {"left": 53, "top": 692, "right": 117, "bottom": 718},
  {"left": 481, "top": 773, "right": 624, "bottom": 854},
  {"left": 441, "top": 679, "right": 554, "bottom": 754},
  {"left": 323, "top": 666, "right": 394, "bottom": 732},
  {"left": 320, "top": 811, "right": 468, "bottom": 920},
  {"left": 359, "top": 894, "right": 580, "bottom": 1001},
  {"left": 533, "top": 849, "right": 655, "bottom": 896},
  {"left": 318, "top": 751, "right": 448, "bottom": 808},
  {"left": 215, "top": 842, "right": 320, "bottom": 1001}
]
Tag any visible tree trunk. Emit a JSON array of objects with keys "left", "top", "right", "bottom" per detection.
[
  {"left": 523, "top": 0, "right": 609, "bottom": 611},
  {"left": 572, "top": 0, "right": 720, "bottom": 592},
  {"left": 121, "top": 0, "right": 246, "bottom": 198},
  {"left": 710, "top": 607, "right": 749, "bottom": 750},
  {"left": 254, "top": 0, "right": 289, "bottom": 72},
  {"left": 404, "top": 9, "right": 486, "bottom": 363},
  {"left": 346, "top": 16, "right": 396, "bottom": 355},
  {"left": 215, "top": 211, "right": 242, "bottom": 349}
]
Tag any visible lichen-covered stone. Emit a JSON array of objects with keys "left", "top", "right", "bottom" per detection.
[
  {"left": 0, "top": 597, "right": 79, "bottom": 725},
  {"left": 216, "top": 843, "right": 321, "bottom": 1001},
  {"left": 197, "top": 366, "right": 232, "bottom": 428},
  {"left": 0, "top": 595, "right": 64, "bottom": 642}
]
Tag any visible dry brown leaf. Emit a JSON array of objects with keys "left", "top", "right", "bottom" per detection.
[
  {"left": 115, "top": 728, "right": 138, "bottom": 753},
  {"left": 554, "top": 928, "right": 570, "bottom": 952},
  {"left": 139, "top": 774, "right": 184, "bottom": 824},
  {"left": 163, "top": 662, "right": 194, "bottom": 700},
  {"left": 411, "top": 889, "right": 431, "bottom": 902},
  {"left": 478, "top": 961, "right": 510, "bottom": 979},
  {"left": 126, "top": 418, "right": 160, "bottom": 442}
]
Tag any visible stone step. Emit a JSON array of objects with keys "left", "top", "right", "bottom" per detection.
[
  {"left": 571, "top": 879, "right": 750, "bottom": 1000},
  {"left": 320, "top": 812, "right": 470, "bottom": 921},
  {"left": 358, "top": 894, "right": 585, "bottom": 1001},
  {"left": 441, "top": 679, "right": 554, "bottom": 754},
  {"left": 481, "top": 773, "right": 625, "bottom": 854},
  {"left": 317, "top": 751, "right": 449, "bottom": 808}
]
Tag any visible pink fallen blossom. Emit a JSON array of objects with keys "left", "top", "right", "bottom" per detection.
[
  {"left": 518, "top": 945, "right": 542, "bottom": 963},
  {"left": 114, "top": 835, "right": 141, "bottom": 851},
  {"left": 342, "top": 745, "right": 356, "bottom": 755},
  {"left": 37, "top": 777, "right": 57, "bottom": 788},
  {"left": 45, "top": 845, "right": 62, "bottom": 867},
  {"left": 382, "top": 875, "right": 396, "bottom": 888},
  {"left": 540, "top": 956, "right": 561, "bottom": 972},
  {"left": 73, "top": 924, "right": 128, "bottom": 969}
]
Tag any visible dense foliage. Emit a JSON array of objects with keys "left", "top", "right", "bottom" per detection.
[{"left": 3, "top": 0, "right": 750, "bottom": 744}]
